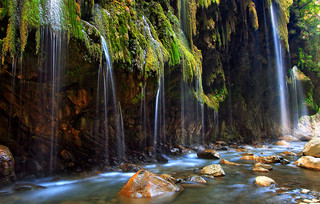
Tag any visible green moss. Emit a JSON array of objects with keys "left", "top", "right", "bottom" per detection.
[
  {"left": 274, "top": 0, "right": 293, "bottom": 49},
  {"left": 0, "top": 0, "right": 9, "bottom": 20},
  {"left": 20, "top": 0, "right": 40, "bottom": 53},
  {"left": 63, "top": 0, "right": 84, "bottom": 40},
  {"left": 198, "top": 0, "right": 220, "bottom": 8},
  {"left": 248, "top": 2, "right": 259, "bottom": 31},
  {"left": 2, "top": 0, "right": 17, "bottom": 63}
]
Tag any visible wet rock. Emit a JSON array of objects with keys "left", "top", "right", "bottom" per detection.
[
  {"left": 219, "top": 159, "right": 243, "bottom": 166},
  {"left": 215, "top": 141, "right": 227, "bottom": 146},
  {"left": 240, "top": 155, "right": 257, "bottom": 161},
  {"left": 252, "top": 163, "right": 272, "bottom": 172},
  {"left": 254, "top": 163, "right": 273, "bottom": 170},
  {"left": 197, "top": 149, "right": 220, "bottom": 159},
  {"left": 302, "top": 198, "right": 320, "bottom": 203},
  {"left": 13, "top": 183, "right": 46, "bottom": 191},
  {"left": 200, "top": 164, "right": 225, "bottom": 177},
  {"left": 274, "top": 140, "right": 290, "bottom": 147},
  {"left": 294, "top": 156, "right": 320, "bottom": 170},
  {"left": 60, "top": 150, "right": 75, "bottom": 162},
  {"left": 252, "top": 166, "right": 269, "bottom": 172},
  {"left": 255, "top": 155, "right": 281, "bottom": 164},
  {"left": 160, "top": 174, "right": 178, "bottom": 184},
  {"left": 187, "top": 175, "right": 207, "bottom": 184},
  {"left": 255, "top": 176, "right": 276, "bottom": 187},
  {"left": 120, "top": 163, "right": 143, "bottom": 172},
  {"left": 303, "top": 137, "right": 320, "bottom": 158},
  {"left": 0, "top": 145, "right": 15, "bottom": 184},
  {"left": 118, "top": 170, "right": 182, "bottom": 198},
  {"left": 281, "top": 159, "right": 290, "bottom": 164},
  {"left": 280, "top": 151, "right": 297, "bottom": 157},
  {"left": 170, "top": 148, "right": 180, "bottom": 155}
]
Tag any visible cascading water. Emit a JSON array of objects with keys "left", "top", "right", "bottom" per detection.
[
  {"left": 98, "top": 36, "right": 126, "bottom": 162},
  {"left": 142, "top": 16, "right": 165, "bottom": 153},
  {"left": 270, "top": 3, "right": 290, "bottom": 132},
  {"left": 290, "top": 66, "right": 308, "bottom": 126}
]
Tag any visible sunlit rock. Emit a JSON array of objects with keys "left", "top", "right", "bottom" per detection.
[
  {"left": 280, "top": 151, "right": 297, "bottom": 157},
  {"left": 303, "top": 137, "right": 320, "bottom": 158},
  {"left": 118, "top": 170, "right": 182, "bottom": 198},
  {"left": 120, "top": 163, "right": 143, "bottom": 172},
  {"left": 294, "top": 156, "right": 320, "bottom": 170},
  {"left": 240, "top": 155, "right": 257, "bottom": 161},
  {"left": 197, "top": 149, "right": 220, "bottom": 159},
  {"left": 0, "top": 145, "right": 15, "bottom": 184},
  {"left": 200, "top": 164, "right": 225, "bottom": 177},
  {"left": 219, "top": 159, "right": 243, "bottom": 166},
  {"left": 255, "top": 176, "right": 276, "bottom": 187},
  {"left": 187, "top": 175, "right": 207, "bottom": 184}
]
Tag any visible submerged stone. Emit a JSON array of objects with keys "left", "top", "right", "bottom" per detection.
[
  {"left": 303, "top": 137, "right": 320, "bottom": 158},
  {"left": 200, "top": 164, "right": 225, "bottom": 177},
  {"left": 118, "top": 170, "right": 182, "bottom": 198},
  {"left": 255, "top": 176, "right": 276, "bottom": 187},
  {"left": 197, "top": 149, "right": 220, "bottom": 159},
  {"left": 294, "top": 156, "right": 320, "bottom": 171},
  {"left": 13, "top": 183, "right": 46, "bottom": 191}
]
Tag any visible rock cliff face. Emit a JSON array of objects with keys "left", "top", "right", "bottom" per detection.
[{"left": 0, "top": 0, "right": 318, "bottom": 176}]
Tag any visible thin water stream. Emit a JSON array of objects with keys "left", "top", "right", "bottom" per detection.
[{"left": 1, "top": 142, "right": 319, "bottom": 203}]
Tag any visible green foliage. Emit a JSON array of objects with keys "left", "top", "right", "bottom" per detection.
[
  {"left": 0, "top": 0, "right": 9, "bottom": 20},
  {"left": 295, "top": 0, "right": 320, "bottom": 76}
]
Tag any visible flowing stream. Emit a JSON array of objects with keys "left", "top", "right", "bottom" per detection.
[{"left": 1, "top": 142, "right": 319, "bottom": 203}]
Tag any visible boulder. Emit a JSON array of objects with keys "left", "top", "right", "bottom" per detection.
[
  {"left": 255, "top": 176, "right": 276, "bottom": 187},
  {"left": 197, "top": 149, "right": 220, "bottom": 159},
  {"left": 120, "top": 163, "right": 143, "bottom": 172},
  {"left": 118, "top": 170, "right": 182, "bottom": 198},
  {"left": 303, "top": 137, "right": 320, "bottom": 158},
  {"left": 219, "top": 159, "right": 243, "bottom": 166},
  {"left": 294, "top": 156, "right": 320, "bottom": 170},
  {"left": 0, "top": 145, "right": 15, "bottom": 184},
  {"left": 187, "top": 175, "right": 207, "bottom": 184},
  {"left": 280, "top": 151, "right": 297, "bottom": 157},
  {"left": 274, "top": 140, "right": 289, "bottom": 147},
  {"left": 13, "top": 183, "right": 46, "bottom": 191},
  {"left": 200, "top": 164, "right": 225, "bottom": 177}
]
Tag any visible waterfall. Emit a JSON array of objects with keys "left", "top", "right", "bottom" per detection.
[
  {"left": 99, "top": 36, "right": 125, "bottom": 162},
  {"left": 290, "top": 66, "right": 308, "bottom": 126},
  {"left": 49, "top": 0, "right": 62, "bottom": 31},
  {"left": 270, "top": 3, "right": 290, "bottom": 132},
  {"left": 142, "top": 16, "right": 165, "bottom": 153}
]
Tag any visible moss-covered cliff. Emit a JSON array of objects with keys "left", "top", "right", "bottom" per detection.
[{"left": 0, "top": 0, "right": 319, "bottom": 176}]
